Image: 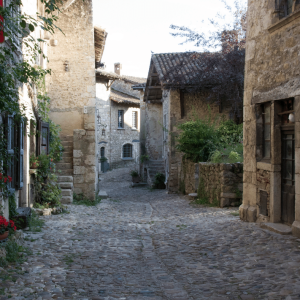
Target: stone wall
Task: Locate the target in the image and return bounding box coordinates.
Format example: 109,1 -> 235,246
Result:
167,90 -> 230,193
145,103 -> 163,160
46,0 -> 96,136
73,107 -> 98,200
179,159 -> 243,207
241,0 -> 300,232
109,102 -> 140,170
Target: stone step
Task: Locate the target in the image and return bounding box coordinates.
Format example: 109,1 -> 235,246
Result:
60,135 -> 73,142
56,163 -> 73,170
62,152 -> 73,158
61,157 -> 72,163
57,169 -> 73,176
61,196 -> 73,204
98,190 -> 108,199
261,223 -> 292,235
63,146 -> 73,152
58,182 -> 73,189
61,141 -> 73,147
58,176 -> 73,183
61,189 -> 72,196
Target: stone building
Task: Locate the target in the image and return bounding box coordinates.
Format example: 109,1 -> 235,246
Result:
46,0 -> 100,201
96,63 -> 145,172
134,52 -> 231,191
240,0 -> 300,236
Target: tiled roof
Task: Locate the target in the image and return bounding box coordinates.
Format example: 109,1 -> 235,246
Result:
110,89 -> 140,105
151,52 -> 218,86
121,75 -> 146,85
96,68 -> 121,80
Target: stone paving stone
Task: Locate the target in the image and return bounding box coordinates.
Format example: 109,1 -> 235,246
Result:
1,167 -> 300,299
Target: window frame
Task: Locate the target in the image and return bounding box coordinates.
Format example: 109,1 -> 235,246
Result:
263,103 -> 271,160
122,143 -> 133,159
118,110 -> 124,129
132,111 -> 138,129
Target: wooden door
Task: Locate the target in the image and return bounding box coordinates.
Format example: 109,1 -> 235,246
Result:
281,130 -> 295,225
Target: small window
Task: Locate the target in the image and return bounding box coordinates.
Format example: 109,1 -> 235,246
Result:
163,114 -> 167,141
263,103 -> 271,159
132,111 -> 138,129
97,109 -> 101,125
123,144 -> 132,158
100,147 -> 105,158
102,129 -> 105,136
118,110 -> 124,128
276,0 -> 295,18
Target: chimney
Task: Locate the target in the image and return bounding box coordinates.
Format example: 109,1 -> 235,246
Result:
114,63 -> 122,75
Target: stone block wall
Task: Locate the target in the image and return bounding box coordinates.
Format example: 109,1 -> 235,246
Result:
73,107 -> 97,200
179,158 -> 243,207
167,90 -> 230,193
47,0 -> 96,136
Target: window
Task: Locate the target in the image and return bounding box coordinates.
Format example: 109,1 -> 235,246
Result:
163,114 -> 167,141
263,103 -> 271,159
118,110 -> 124,128
276,0 -> 295,18
132,111 -> 138,129
102,129 -> 105,136
97,109 -> 101,125
37,120 -> 49,155
123,144 -> 132,158
100,147 -> 105,158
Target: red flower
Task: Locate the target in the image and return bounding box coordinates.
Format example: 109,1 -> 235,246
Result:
0,173 -> 2,180
8,176 -> 12,183
51,159 -> 53,162
4,177 -> 7,183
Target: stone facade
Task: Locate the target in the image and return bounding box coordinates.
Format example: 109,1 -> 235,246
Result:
96,73 -> 145,173
178,158 -> 243,207
45,0 -> 98,200
241,0 -> 300,235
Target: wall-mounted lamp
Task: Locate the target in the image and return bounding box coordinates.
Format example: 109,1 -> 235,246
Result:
64,60 -> 69,72
288,113 -> 295,123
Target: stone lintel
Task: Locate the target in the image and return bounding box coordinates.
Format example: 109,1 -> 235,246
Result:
256,162 -> 281,172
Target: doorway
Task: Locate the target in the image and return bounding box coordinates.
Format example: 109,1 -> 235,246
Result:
280,99 -> 295,225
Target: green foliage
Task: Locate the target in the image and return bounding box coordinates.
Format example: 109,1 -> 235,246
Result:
176,107 -> 219,162
28,211 -> 45,232
130,170 -> 139,177
8,193 -> 17,219
153,172 -> 166,189
100,156 -> 107,163
140,155 -> 149,163
73,193 -> 102,206
176,108 -> 243,163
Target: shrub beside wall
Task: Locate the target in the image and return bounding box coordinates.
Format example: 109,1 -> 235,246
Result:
179,158 -> 243,207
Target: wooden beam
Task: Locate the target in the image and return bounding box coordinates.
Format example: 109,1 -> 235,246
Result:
148,86 -> 162,90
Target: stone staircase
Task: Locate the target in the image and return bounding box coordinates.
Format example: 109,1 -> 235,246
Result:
147,159 -> 165,187
56,135 -> 73,204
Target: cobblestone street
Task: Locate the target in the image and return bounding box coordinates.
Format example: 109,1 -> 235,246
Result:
2,168 -> 300,300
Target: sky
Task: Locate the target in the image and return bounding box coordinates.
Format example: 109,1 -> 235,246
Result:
93,0 -> 247,79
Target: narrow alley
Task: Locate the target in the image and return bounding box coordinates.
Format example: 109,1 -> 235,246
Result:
2,168 -> 300,300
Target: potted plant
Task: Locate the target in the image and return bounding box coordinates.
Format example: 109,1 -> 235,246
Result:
0,216 -> 16,241
30,155 -> 39,169
130,170 -> 140,183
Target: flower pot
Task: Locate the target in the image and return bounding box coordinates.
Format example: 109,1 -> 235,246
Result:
30,162 -> 38,169
132,176 -> 140,183
0,231 -> 8,241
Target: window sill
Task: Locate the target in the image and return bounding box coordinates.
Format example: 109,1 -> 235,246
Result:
122,158 -> 133,161
117,128 -> 125,130
257,161 -> 281,172
131,128 -> 138,131
268,9 -> 300,33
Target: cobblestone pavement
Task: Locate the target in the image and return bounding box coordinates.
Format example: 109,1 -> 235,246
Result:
2,168 -> 300,300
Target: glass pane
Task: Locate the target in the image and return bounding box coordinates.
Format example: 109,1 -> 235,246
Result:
285,160 -> 293,180
264,124 -> 270,139
287,0 -> 293,15
42,127 -> 47,145
264,141 -> 271,158
265,104 -> 270,123
286,140 -> 293,159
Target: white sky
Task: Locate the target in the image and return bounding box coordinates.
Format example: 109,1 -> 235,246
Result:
93,0 -> 246,78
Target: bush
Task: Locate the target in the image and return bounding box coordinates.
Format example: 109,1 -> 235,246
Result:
73,193 -> 102,206
176,108 -> 243,163
154,173 -> 166,189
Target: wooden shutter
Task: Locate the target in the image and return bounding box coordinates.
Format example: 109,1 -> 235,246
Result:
16,119 -> 24,190
6,115 -> 15,191
37,120 -> 49,155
